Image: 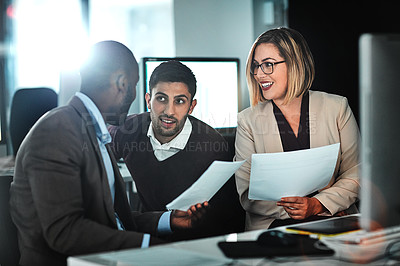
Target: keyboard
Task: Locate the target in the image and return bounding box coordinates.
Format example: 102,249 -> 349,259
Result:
324,225 -> 400,245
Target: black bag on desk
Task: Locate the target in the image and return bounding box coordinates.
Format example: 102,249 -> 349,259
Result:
218,234 -> 334,258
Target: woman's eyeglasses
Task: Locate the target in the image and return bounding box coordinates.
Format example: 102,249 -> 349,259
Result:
250,61 -> 285,75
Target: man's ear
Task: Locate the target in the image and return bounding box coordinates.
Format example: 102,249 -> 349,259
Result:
188,99 -> 197,115
145,92 -> 151,110
116,73 -> 128,93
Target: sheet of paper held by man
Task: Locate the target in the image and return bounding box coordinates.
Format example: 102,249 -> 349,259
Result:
166,160 -> 245,211
249,143 -> 340,201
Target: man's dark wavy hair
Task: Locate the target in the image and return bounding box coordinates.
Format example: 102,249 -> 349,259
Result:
149,60 -> 197,101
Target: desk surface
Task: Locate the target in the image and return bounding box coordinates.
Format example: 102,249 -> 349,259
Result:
68,215 -> 400,266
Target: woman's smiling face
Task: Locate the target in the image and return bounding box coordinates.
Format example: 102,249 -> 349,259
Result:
252,43 -> 288,105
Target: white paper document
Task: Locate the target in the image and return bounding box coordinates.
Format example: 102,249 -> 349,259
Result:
166,160 -> 245,211
249,143 -> 340,201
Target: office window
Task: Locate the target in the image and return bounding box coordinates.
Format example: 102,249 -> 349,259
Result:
13,0 -> 86,92
88,0 -> 175,113
89,0 -> 174,59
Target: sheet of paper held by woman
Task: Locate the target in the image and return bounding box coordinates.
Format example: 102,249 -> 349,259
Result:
249,143 -> 340,201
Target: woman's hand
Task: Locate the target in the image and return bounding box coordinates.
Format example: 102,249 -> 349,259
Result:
170,202 -> 209,231
276,197 -> 325,220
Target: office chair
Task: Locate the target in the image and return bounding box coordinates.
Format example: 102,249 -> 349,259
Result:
0,175 -> 20,266
216,127 -> 237,160
9,87 -> 58,156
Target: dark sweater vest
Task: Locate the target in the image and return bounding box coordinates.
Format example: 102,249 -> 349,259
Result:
110,113 -> 244,239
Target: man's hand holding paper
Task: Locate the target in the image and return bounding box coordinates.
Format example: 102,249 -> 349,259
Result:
170,202 -> 210,230
166,160 -> 245,211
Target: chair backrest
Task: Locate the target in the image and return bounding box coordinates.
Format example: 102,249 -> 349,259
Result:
9,87 -> 58,156
216,127 -> 237,160
0,175 -> 20,266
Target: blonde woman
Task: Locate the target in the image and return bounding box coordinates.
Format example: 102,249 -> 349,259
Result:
235,27 -> 360,231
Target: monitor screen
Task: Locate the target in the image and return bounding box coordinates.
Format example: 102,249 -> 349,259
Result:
142,57 -> 239,128
359,33 -> 400,231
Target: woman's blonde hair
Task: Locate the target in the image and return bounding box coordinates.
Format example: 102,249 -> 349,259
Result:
246,27 -> 315,106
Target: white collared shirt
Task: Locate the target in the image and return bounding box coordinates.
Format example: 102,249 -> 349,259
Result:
147,117 -> 192,161
75,92 -> 123,229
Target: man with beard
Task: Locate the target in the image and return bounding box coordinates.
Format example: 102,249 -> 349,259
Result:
9,42 -> 207,266
109,60 -> 244,240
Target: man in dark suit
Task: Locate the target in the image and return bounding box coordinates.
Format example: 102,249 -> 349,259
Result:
9,41 -> 207,266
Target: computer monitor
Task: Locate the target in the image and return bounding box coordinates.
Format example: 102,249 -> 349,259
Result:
359,33 -> 400,231
142,57 -> 240,129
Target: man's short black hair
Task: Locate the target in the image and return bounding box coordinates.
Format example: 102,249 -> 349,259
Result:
149,60 -> 197,100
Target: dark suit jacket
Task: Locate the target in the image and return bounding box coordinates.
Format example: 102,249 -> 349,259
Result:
9,96 -> 164,266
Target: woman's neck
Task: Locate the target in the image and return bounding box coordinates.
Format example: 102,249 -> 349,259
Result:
274,96 -> 302,115
274,96 -> 303,137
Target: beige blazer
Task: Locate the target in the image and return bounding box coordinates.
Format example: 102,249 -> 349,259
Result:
234,91 -> 361,231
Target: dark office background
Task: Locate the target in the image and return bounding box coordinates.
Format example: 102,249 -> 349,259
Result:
288,0 -> 400,123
